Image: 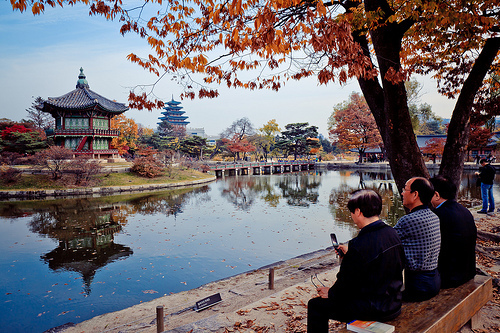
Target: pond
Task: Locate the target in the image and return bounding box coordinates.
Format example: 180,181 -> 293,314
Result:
0,168 -> 489,332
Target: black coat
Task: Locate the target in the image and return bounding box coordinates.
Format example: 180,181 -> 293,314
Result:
328,220 -> 405,322
479,164 -> 495,185
434,200 -> 477,288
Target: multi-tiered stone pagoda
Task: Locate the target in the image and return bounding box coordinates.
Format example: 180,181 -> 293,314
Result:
41,68 -> 128,159
158,98 -> 190,129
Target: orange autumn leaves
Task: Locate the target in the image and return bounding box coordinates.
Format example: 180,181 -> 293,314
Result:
329,92 -> 382,154
11,0 -> 500,111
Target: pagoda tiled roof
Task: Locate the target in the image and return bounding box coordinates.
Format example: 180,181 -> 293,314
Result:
42,68 -> 128,114
44,88 -> 128,113
166,98 -> 182,106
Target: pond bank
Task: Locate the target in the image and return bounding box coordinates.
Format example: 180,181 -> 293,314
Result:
3,160 -> 494,201
0,176 -> 216,201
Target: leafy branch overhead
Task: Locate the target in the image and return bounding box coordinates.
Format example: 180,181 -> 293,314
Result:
10,0 -> 500,192
13,0 -> 497,104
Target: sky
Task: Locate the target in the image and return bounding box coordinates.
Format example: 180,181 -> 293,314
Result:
0,1 -> 456,138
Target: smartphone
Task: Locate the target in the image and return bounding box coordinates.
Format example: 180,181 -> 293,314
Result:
330,233 -> 344,257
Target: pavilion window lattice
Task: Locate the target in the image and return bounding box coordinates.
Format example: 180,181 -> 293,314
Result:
94,138 -> 109,150
93,118 -> 108,130
65,117 -> 89,129
65,137 -> 89,150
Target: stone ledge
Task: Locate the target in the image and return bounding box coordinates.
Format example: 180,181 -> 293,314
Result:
0,176 -> 216,201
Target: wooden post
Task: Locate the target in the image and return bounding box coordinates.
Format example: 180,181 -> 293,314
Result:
156,305 -> 164,333
269,267 -> 275,290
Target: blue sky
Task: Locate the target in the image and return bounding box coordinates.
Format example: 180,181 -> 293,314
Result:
0,1 -> 454,137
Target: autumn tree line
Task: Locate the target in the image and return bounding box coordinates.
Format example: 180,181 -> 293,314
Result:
1,75 -> 497,186
0,107 -> 328,166
0,96 -> 329,184
330,79 -> 498,164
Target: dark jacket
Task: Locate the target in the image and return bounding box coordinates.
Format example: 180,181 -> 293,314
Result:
479,164 -> 495,185
328,220 -> 405,322
434,200 -> 477,288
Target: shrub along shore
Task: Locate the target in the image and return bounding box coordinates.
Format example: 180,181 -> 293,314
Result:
0,166 -> 215,200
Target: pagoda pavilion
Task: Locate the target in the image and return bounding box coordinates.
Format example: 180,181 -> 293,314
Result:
158,97 -> 190,129
41,68 -> 128,159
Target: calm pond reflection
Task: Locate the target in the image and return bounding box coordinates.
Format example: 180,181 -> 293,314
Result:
0,169 -> 488,332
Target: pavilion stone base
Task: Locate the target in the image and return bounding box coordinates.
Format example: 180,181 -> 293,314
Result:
107,157 -> 127,163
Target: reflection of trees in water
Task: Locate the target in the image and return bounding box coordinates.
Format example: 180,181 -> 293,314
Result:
21,199 -> 133,295
27,199 -> 125,238
329,183 -> 355,228
0,203 -> 35,218
354,170 -> 393,190
329,171 -> 405,227
457,172 -> 484,207
383,192 -> 405,226
220,177 -> 257,210
119,185 -> 210,217
277,173 -> 321,207
219,172 -> 322,209
249,177 -> 281,207
8,186 -> 206,295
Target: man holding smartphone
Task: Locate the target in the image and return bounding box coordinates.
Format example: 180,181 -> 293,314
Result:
307,189 -> 405,332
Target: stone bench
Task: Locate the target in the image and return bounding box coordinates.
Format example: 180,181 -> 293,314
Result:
339,275 -> 492,332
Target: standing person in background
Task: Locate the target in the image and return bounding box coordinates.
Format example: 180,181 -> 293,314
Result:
476,158 -> 496,214
430,176 -> 477,288
394,177 -> 441,302
307,189 -> 404,333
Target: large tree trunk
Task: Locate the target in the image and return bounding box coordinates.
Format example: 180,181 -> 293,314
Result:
354,0 -> 428,192
440,38 -> 500,190
353,1 -> 499,193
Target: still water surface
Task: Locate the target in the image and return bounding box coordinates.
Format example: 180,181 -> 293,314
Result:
0,169 -> 487,332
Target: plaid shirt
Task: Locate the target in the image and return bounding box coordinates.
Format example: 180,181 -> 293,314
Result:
394,206 -> 441,271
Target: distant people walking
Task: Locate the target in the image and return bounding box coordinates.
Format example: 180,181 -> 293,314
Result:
476,158 -> 496,214
430,176 -> 477,288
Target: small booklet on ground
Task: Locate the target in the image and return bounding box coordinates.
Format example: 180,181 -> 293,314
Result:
346,320 -> 395,333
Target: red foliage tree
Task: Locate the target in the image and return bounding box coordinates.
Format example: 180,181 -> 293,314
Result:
467,124 -> 493,160
1,125 -> 32,139
329,93 -> 383,163
223,135 -> 256,161
422,138 -> 446,163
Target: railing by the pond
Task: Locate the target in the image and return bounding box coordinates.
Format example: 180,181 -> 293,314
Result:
209,160 -> 316,177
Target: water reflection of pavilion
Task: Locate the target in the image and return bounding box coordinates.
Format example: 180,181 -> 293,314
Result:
35,202 -> 133,295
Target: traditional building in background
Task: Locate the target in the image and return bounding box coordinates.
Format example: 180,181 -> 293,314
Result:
41,68 -> 128,159
158,98 -> 190,129
186,127 -> 218,145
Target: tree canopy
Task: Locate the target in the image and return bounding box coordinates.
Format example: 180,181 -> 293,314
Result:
11,0 -> 500,190
110,114 -> 139,155
0,124 -> 47,154
276,122 -> 320,159
255,119 -> 281,160
329,92 -> 382,163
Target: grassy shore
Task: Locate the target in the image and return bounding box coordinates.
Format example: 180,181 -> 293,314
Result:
0,167 -> 213,191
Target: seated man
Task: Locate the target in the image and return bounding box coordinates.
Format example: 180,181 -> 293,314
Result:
430,175 -> 477,288
394,177 -> 441,301
307,189 -> 405,333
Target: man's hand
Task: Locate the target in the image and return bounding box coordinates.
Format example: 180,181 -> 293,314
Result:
317,286 -> 329,298
338,244 -> 348,255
